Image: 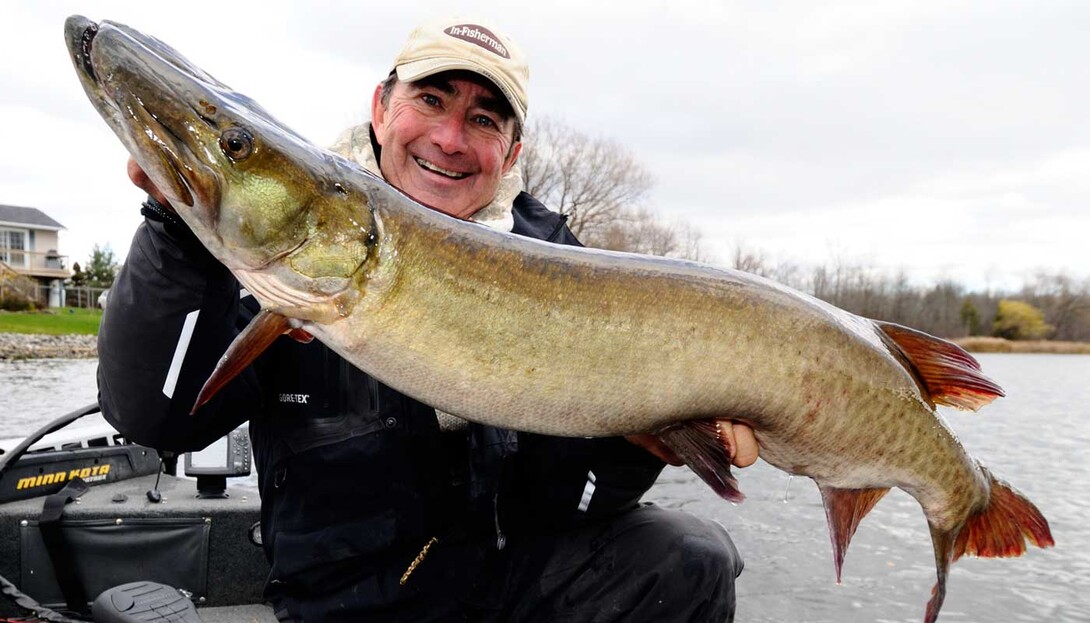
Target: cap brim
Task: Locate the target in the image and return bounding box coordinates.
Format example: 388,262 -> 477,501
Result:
396,58 -> 525,122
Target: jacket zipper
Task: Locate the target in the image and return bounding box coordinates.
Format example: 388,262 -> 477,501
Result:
546,214 -> 570,242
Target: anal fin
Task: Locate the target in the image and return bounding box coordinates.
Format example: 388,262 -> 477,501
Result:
657,419 -> 744,503
191,309 -> 293,414
819,485 -> 890,583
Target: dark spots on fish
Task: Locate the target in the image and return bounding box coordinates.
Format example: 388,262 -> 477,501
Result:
195,100 -> 218,127
80,22 -> 98,81
804,405 -> 819,424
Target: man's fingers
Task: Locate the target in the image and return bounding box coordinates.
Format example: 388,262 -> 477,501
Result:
126,156 -> 172,209
730,422 -> 759,468
631,421 -> 758,468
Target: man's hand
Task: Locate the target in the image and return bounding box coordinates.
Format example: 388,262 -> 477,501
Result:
127,157 -> 172,210
627,421 -> 759,468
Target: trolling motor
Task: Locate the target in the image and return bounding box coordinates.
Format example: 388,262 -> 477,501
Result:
91,582 -> 201,623
0,406 -> 258,623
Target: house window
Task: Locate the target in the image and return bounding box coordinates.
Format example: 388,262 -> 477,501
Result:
0,228 -> 27,268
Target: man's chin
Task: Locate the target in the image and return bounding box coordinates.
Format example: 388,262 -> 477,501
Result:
405,189 -> 473,220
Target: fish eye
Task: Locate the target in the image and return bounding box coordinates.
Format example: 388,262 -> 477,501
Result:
219,127 -> 254,160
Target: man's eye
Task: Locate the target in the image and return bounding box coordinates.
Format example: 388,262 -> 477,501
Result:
421,94 -> 441,107
473,115 -> 497,129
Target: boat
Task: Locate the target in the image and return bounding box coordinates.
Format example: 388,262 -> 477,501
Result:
0,403 -> 275,622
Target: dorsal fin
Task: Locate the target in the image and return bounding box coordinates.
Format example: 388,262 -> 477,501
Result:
876,321 -> 1004,411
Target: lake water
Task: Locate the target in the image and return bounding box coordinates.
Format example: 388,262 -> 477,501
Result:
1,354 -> 1087,622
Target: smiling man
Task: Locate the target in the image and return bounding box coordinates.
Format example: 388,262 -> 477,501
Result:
372,70 -> 521,218
105,17 -> 751,622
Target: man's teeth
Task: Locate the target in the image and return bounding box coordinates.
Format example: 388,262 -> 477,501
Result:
415,157 -> 468,179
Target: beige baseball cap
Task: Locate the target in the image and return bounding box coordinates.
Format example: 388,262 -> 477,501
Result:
392,17 -> 529,122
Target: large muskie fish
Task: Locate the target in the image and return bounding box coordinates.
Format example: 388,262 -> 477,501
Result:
65,16 -> 1052,622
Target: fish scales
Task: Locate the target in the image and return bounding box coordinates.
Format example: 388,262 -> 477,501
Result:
313,196 -> 989,532
322,207 -> 867,436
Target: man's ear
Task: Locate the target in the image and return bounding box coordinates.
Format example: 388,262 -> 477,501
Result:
502,141 -> 522,175
371,83 -> 387,144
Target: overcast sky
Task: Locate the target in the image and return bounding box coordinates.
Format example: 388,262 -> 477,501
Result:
3,1 -> 1087,292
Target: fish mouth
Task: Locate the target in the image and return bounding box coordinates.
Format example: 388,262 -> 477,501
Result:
66,15 -> 347,278
73,18 -> 98,82
65,16 -> 220,213
127,96 -> 198,208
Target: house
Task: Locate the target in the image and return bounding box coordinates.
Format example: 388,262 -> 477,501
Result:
0,204 -> 70,306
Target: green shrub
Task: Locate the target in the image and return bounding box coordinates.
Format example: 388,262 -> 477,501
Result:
992,299 -> 1053,341
0,296 -> 36,312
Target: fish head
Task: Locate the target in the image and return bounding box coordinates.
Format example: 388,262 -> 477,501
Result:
65,16 -> 378,322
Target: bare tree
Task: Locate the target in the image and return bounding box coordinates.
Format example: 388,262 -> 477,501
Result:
731,244 -> 771,277
521,116 -> 667,249
589,209 -> 710,260
1020,272 -> 1090,341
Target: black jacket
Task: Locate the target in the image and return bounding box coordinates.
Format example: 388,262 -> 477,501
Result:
97,191 -> 665,596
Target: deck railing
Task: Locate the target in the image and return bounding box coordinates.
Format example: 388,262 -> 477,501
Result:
0,249 -> 70,277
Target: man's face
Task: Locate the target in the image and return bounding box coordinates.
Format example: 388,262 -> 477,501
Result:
371,73 -> 522,220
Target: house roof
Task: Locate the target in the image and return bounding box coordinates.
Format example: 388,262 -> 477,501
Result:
0,204 -> 65,230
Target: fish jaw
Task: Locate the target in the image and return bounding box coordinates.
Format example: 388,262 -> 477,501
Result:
66,17 -> 223,239
64,16 -> 379,321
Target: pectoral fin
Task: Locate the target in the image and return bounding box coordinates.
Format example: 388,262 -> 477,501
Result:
819,485 -> 890,583
657,419 -> 744,503
190,309 -> 293,414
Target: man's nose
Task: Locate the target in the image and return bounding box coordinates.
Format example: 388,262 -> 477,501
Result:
431,114 -> 469,154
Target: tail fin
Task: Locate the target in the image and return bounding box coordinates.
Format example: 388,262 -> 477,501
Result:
657,419 -> 744,503
924,469 -> 1054,623
955,469 -> 1054,560
876,321 -> 1004,411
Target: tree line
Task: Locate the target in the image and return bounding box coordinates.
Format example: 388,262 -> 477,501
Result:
522,116 -> 1089,342
732,249 -> 1089,342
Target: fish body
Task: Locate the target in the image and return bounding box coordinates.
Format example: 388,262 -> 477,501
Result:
64,16 -> 1052,622
306,207 -> 980,524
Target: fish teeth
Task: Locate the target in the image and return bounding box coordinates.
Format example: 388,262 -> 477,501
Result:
415,157 -> 468,179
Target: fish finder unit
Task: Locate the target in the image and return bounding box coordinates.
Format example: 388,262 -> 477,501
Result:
183,426 -> 251,498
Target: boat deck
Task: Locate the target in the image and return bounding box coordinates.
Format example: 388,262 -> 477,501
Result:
0,472 -> 275,621
198,604 -> 277,622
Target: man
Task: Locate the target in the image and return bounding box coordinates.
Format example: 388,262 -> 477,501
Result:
102,17 -> 756,622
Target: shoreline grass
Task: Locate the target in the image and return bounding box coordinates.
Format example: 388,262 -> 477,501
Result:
953,336 -> 1090,354
0,308 -> 103,336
